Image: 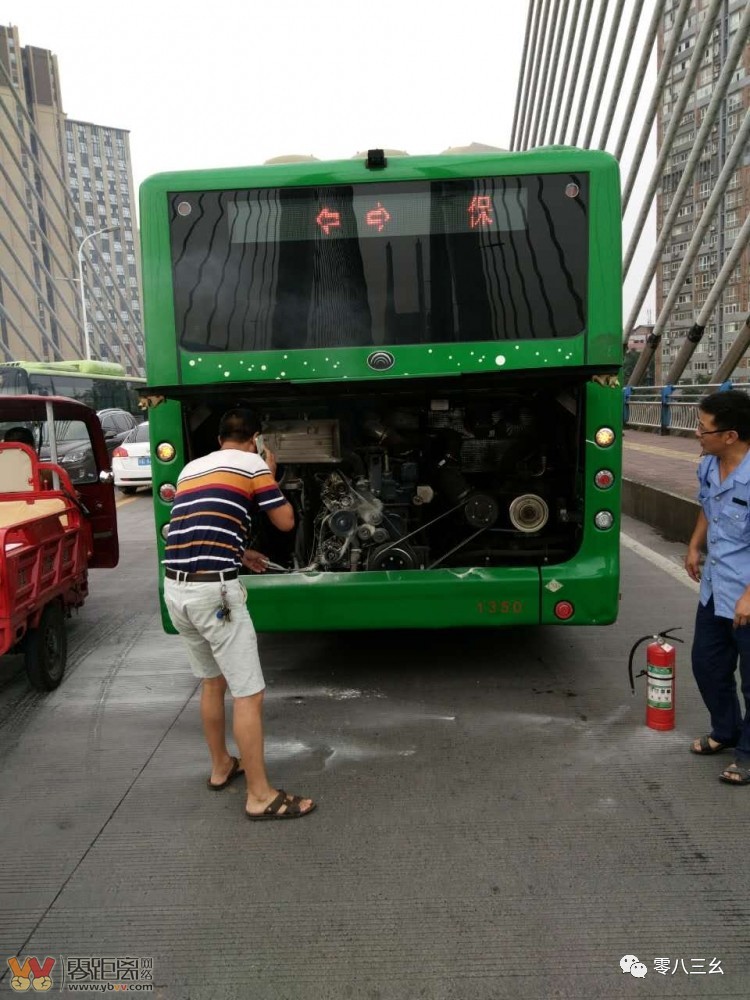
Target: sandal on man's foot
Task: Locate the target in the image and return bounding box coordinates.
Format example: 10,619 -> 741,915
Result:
246,790 -> 316,821
207,756 -> 244,790
690,735 -> 733,755
719,763 -> 750,786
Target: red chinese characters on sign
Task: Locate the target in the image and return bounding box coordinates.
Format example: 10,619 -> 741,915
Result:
365,202 -> 391,232
468,195 -> 494,229
316,208 -> 341,236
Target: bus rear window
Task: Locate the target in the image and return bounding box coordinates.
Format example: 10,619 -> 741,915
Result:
169,174 -> 588,352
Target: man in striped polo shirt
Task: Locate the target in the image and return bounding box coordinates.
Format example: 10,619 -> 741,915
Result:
163,408 -> 315,821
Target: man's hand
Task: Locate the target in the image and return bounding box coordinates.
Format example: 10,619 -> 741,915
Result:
685,545 -> 702,583
263,447 -> 277,478
734,590 -> 750,628
242,549 -> 269,573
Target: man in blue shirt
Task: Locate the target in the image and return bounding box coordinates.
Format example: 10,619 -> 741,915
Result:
685,390 -> 750,785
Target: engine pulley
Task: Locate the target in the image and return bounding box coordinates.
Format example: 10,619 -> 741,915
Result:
508,494 -> 549,533
329,510 -> 358,538
464,494 -> 499,528
367,542 -> 417,571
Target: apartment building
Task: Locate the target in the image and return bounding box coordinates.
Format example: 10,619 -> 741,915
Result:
64,119 -> 144,370
656,0 -> 750,385
0,25 -> 144,374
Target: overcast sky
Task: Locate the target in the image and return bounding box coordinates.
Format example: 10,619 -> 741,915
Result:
6,0 -> 656,325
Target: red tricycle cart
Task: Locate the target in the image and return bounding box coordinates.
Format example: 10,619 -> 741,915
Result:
0,396 -> 119,690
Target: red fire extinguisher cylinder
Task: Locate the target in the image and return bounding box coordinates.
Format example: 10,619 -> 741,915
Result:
646,640 -> 676,731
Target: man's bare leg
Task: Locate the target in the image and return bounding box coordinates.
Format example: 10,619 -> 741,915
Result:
201,676 -> 236,784
233,691 -> 314,816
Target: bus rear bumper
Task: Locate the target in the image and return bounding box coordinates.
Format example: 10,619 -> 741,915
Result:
158,562 -> 619,632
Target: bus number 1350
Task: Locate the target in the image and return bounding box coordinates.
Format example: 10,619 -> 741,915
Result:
477,600 -> 523,615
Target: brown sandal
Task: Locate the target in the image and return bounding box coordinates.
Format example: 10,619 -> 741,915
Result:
207,756 -> 244,790
246,789 -> 316,821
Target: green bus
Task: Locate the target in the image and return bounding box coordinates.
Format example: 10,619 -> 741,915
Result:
0,360 -> 145,416
140,147 -> 622,631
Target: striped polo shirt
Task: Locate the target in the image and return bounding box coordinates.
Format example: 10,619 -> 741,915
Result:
163,448 -> 286,573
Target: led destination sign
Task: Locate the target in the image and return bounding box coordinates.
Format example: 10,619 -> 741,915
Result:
172,180 -> 531,245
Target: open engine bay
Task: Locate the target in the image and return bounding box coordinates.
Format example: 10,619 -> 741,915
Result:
187,379 -> 586,573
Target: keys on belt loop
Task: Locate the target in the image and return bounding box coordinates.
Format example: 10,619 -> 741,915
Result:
216,583 -> 232,624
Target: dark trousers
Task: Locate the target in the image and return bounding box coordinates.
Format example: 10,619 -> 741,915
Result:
692,596 -> 750,761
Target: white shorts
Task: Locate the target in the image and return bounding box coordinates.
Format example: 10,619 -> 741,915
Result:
163,577 -> 265,697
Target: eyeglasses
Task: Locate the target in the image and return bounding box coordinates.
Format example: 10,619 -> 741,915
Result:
697,425 -> 731,437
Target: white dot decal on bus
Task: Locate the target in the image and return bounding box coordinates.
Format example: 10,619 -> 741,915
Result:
189,360 -> 195,366
224,372 -> 230,377
261,365 -> 267,371
280,371 -> 286,377
177,201 -> 192,216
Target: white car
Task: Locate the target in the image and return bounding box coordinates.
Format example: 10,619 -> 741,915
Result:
112,422 -> 151,493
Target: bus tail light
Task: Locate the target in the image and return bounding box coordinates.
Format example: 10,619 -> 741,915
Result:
159,483 -> 176,503
595,510 -> 614,530
595,469 -> 615,489
594,427 -> 616,447
156,442 -> 175,462
554,601 -> 575,620
160,524 -> 170,540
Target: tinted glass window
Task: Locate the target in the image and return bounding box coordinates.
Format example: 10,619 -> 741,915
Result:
40,420 -> 96,485
170,174 -> 588,353
135,422 -> 150,443
48,376 -> 96,408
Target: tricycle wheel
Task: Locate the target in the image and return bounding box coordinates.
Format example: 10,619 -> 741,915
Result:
24,602 -> 67,691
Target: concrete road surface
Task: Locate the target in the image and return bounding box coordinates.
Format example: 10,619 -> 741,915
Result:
0,493 -> 747,999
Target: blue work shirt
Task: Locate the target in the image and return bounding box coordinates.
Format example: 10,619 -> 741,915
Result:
697,450 -> 750,618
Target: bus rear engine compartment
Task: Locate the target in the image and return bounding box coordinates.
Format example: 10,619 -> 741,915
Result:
234,385 -> 584,573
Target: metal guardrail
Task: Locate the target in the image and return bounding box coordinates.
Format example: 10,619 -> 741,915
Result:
623,382 -> 746,435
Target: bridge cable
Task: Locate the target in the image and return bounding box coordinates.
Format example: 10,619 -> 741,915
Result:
597,0 -> 646,150
621,0 -> 693,213
612,0 -> 665,163
511,0 -> 537,150
547,0 -> 582,146
569,0 -> 609,146
522,0 -> 553,149
530,0 -> 563,147
556,0 -> 595,143
623,0 -> 725,279
582,0 -> 628,149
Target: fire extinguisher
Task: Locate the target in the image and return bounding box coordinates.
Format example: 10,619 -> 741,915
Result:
628,628 -> 683,731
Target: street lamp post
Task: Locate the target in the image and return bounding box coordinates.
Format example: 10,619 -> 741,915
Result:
77,225 -> 120,361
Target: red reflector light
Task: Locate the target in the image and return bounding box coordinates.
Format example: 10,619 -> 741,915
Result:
595,469 -> 615,489
159,483 -> 176,503
554,600 -> 575,620
112,447 -> 128,458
